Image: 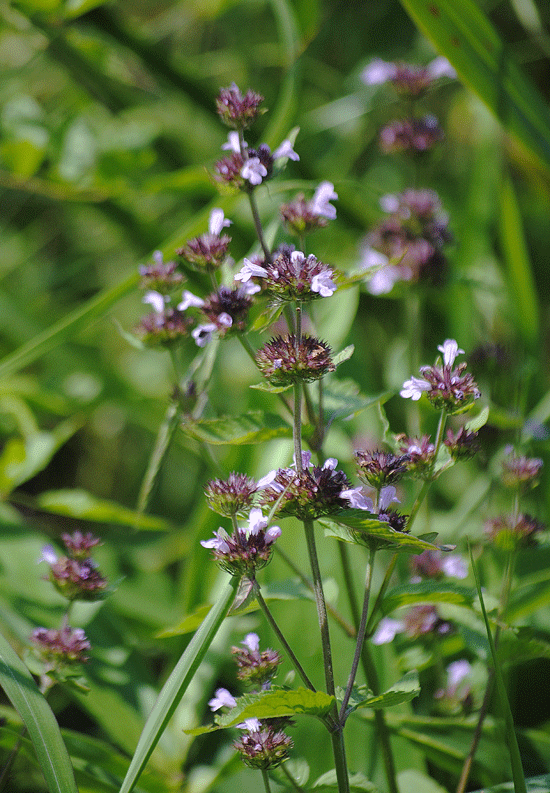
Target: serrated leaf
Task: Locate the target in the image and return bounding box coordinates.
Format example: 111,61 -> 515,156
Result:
250,382 -> 292,394
313,378 -> 390,421
381,582 -> 477,616
35,489 -> 171,531
219,688 -> 334,727
181,412 -> 294,445
341,671 -> 420,714
322,510 -> 441,553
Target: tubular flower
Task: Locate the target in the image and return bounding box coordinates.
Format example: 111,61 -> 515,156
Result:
259,457 -> 350,520
232,633 -> 282,687
235,249 -> 336,302
200,508 -> 281,577
280,181 -> 338,236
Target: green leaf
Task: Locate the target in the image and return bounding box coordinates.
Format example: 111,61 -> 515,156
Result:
321,510 -> 441,553
119,575 -> 240,793
313,379 -> 391,421
217,687 -> 334,728
466,405 -> 490,433
0,630 -> 78,793
339,670 -> 420,714
35,489 -> 171,531
499,173 -> 539,345
397,770 -> 449,793
470,775 -> 550,793
312,770 -> 379,792
332,345 -> 355,367
397,0 -> 550,174
381,581 -> 477,616
181,411 -> 294,445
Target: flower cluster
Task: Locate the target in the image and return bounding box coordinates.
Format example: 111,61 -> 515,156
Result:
31,625 -> 91,667
39,532 -> 107,602
361,189 -> 452,294
379,115 -> 444,155
232,632 -> 282,687
354,449 -> 409,489
216,83 -> 264,129
373,604 -> 452,645
409,549 -> 468,582
280,181 -> 338,236
501,453 -> 543,489
362,56 -> 456,97
205,472 -> 258,517
259,454 -> 350,520
201,508 -> 281,577
485,513 -> 545,550
235,248 -> 337,302
255,335 -> 335,386
400,339 -> 480,414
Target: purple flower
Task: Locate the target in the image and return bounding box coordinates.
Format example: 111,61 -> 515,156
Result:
340,486 -> 374,511
400,376 -> 432,401
178,290 -> 205,311
209,687 -> 237,711
234,258 -> 269,283
361,58 -> 398,85
272,139 -> 300,162
222,131 -> 245,152
310,181 -> 338,219
142,290 -> 168,314
438,339 -> 464,367
241,157 -> 268,185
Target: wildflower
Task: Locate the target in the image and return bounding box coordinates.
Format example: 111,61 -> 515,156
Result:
138,251 -> 184,293
205,472 -> 258,517
485,513 -> 545,550
372,604 -> 452,644
61,531 -> 102,559
272,139 -> 300,162
355,449 -> 410,488
232,633 -> 282,687
410,550 -> 468,582
176,208 -> 232,270
142,290 -> 168,314
234,723 -> 293,770
235,249 -> 336,302
255,335 -> 335,387
222,130 -> 245,153
400,339 -> 480,414
379,115 -> 444,154
39,545 -> 107,602
435,659 -> 474,715
209,687 -> 238,711
178,290 -> 205,311
31,625 -> 91,666
444,427 -> 481,461
501,453 -> 543,489
135,307 -> 192,346
201,286 -> 254,335
201,507 -> 281,577
216,84 -> 264,129
339,486 -> 374,511
280,181 -> 338,236
241,156 -> 268,186
214,151 -> 245,189
259,456 -> 350,520
396,434 -> 436,478
361,57 -> 456,96
192,322 -> 218,347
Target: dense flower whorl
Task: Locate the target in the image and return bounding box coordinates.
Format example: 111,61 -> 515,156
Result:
485,513 -> 545,550
216,83 -> 264,129
205,472 -> 257,518
354,449 -> 409,488
138,251 -> 184,293
234,725 -> 293,770
256,335 -> 335,386
31,625 -> 91,665
39,542 -> 107,602
135,307 -> 192,346
444,427 -> 480,461
379,115 -> 444,154
201,286 -> 253,334
396,434 -> 436,478
259,457 -> 350,520
501,454 -> 543,489
201,508 -> 281,577
235,249 -> 337,302
232,633 -> 282,687
280,181 -> 338,235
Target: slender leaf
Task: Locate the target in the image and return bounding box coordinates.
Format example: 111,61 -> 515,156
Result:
35,489 -> 171,531
398,0 -> 550,174
119,575 -> 239,793
339,670 -> 420,714
0,630 -> 78,793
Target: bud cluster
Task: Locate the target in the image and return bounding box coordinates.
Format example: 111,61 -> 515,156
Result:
39,531 -> 107,602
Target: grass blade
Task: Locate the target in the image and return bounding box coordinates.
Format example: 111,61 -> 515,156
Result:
119,575 -> 240,793
0,630 -> 78,793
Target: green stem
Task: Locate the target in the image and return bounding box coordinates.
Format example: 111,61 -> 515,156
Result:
136,399 -> 179,516
261,768 -> 272,793
406,410 -> 448,532
339,545 -> 375,723
251,580 -> 317,692
0,727 -> 26,792
366,553 -> 398,637
247,189 -> 272,262
404,292 -> 422,436
293,382 -> 303,470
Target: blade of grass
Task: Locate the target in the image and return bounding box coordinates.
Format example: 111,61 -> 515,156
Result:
469,546 -> 527,793
0,630 -> 78,793
119,575 -> 240,793
398,0 -> 550,175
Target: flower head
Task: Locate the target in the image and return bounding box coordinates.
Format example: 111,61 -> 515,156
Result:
236,249 -> 336,303
31,625 -> 91,667
216,84 -> 264,129
444,427 -> 481,461
176,210 -> 232,270
410,550 -> 468,582
39,543 -> 107,602
355,449 -> 410,488
201,286 -> 254,334
396,434 -> 436,478
379,115 -> 444,154
485,513 -> 545,550
256,335 -> 335,387
232,633 -> 282,687
201,508 -> 281,577
501,454 -> 543,489
205,472 -> 258,517
280,181 -> 338,236
135,307 -> 192,346
234,724 -> 293,770
138,251 -> 184,293
361,57 -> 455,97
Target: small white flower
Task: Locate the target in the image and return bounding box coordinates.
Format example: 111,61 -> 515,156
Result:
241,157 -> 268,185
310,181 -> 338,219
366,265 -> 403,295
208,688 -> 237,711
218,312 -> 233,328
340,487 -> 373,511
209,208 -> 232,236
323,458 -> 338,470
256,469 -> 281,490
222,130 -> 245,153
400,376 -> 432,401
273,139 -> 300,161
311,270 -> 337,297
241,280 -> 262,295
239,717 -> 262,732
177,290 -> 204,311
152,250 -> 164,265
427,56 -> 456,80
234,258 -> 269,283
265,525 -> 282,544
192,323 -> 217,347
379,193 -> 400,213
38,545 -> 58,565
361,58 -> 397,86
446,659 -> 471,690
438,339 -> 464,367
360,247 -> 389,270
372,617 -> 405,645
242,633 -> 260,652
201,530 -> 230,554
143,290 -> 168,313
247,507 -> 268,536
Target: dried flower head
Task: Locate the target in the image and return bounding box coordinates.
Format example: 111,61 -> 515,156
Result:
31,625 -> 91,666
501,454 -> 543,489
256,335 -> 335,387
354,449 -> 409,488
444,427 -> 481,461
138,251 -> 184,294
259,456 -> 350,520
379,115 -> 444,154
205,472 -> 257,517
234,723 -> 293,769
235,249 -> 336,302
485,513 -> 545,550
400,340 -> 480,414
201,508 -> 281,577
232,633 -> 282,687
216,84 -> 264,129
